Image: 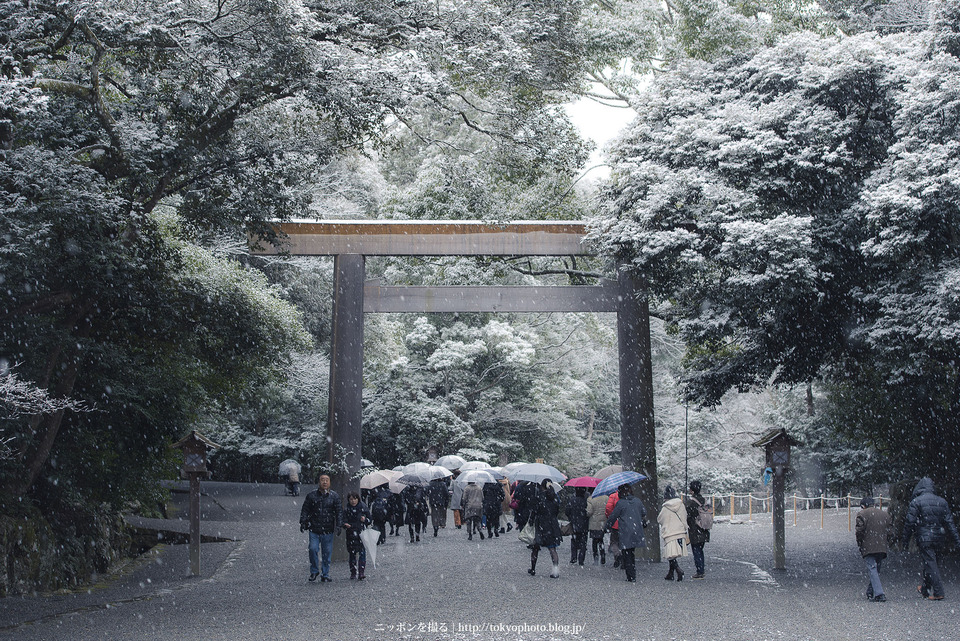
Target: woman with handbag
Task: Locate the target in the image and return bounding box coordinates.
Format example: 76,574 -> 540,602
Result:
527,479 -> 563,578
657,484 -> 689,581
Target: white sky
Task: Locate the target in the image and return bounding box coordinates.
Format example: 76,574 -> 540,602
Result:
564,95 -> 636,179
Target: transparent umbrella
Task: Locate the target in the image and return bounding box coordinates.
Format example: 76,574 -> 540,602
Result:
435,455 -> 467,471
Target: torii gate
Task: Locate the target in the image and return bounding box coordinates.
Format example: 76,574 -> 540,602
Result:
254,220 -> 660,557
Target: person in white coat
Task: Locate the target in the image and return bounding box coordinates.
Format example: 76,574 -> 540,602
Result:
657,484 -> 689,581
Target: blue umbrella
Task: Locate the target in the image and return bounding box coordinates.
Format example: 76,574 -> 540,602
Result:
591,471 -> 647,497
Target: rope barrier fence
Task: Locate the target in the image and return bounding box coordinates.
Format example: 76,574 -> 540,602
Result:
680,492 -> 887,530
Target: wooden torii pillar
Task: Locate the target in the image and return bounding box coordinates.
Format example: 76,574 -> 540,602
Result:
253,221 -> 660,558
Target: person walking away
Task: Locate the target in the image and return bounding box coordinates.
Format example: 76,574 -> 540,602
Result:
450,471 -> 464,529
462,481 -> 485,540
387,489 -> 405,536
566,487 -> 589,565
342,492 -> 371,580
371,485 -> 391,544
658,485 -> 689,581
605,491 -> 622,568
685,480 -> 711,579
428,477 -> 450,537
586,490 -> 608,565
299,474 -> 342,582
483,479 -> 506,538
529,479 -> 563,578
403,484 -> 430,542
856,496 -> 890,601
901,477 -> 960,600
603,484 -> 647,582
513,480 -> 537,531
287,465 -> 301,496
500,479 -> 514,533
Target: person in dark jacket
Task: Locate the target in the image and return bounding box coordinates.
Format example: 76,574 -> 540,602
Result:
428,478 -> 450,537
483,480 -> 506,538
342,492 -> 371,580
370,485 -> 391,544
528,479 -> 563,578
402,484 -> 430,543
513,480 -> 537,530
856,496 -> 890,601
566,487 -> 589,565
299,474 -> 342,582
605,484 -> 647,582
685,480 -> 711,579
901,477 -> 960,600
387,489 -> 405,536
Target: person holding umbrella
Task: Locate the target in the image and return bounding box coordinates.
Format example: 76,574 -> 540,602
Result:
529,479 -> 563,578
462,481 -> 485,540
658,485 -> 689,581
586,490 -> 608,565
603,484 -> 647,582
566,487 -> 590,565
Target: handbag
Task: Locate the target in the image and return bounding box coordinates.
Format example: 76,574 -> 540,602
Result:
518,519 -> 536,545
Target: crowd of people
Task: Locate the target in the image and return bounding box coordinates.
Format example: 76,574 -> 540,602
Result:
298,470 -> 960,601
298,470 -> 718,584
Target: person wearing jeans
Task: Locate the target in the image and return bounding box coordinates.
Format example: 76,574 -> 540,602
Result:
856,496 -> 890,602
300,474 -> 342,582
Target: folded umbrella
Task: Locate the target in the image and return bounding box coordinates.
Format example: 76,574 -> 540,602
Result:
360,527 -> 379,569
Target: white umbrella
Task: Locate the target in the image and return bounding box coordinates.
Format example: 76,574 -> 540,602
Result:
455,470 -> 499,486
360,528 -> 379,569
278,459 -> 300,475
435,454 -> 466,470
360,469 -> 400,490
428,465 -> 453,479
401,462 -> 433,476
460,460 -> 493,472
593,464 -> 623,480
507,462 -> 567,484
502,462 -> 529,474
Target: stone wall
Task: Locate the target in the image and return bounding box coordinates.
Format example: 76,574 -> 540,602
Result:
1,504 -> 131,597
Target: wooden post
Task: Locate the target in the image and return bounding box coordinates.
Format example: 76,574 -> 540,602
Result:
188,472 -> 201,576
749,494 -> 753,521
793,493 -> 797,527
878,494 -> 882,509
772,470 -> 786,570
730,492 -> 735,520
847,494 -> 852,531
820,494 -> 825,529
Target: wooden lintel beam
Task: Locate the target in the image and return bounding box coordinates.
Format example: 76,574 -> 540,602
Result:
364,283 -> 619,313
249,220 -> 593,256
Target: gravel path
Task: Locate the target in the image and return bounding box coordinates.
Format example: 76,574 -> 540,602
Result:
2,481 -> 957,640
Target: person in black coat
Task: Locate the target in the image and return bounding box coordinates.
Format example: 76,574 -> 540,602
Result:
402,484 -> 430,543
299,474 -> 342,582
566,487 -> 589,565
528,479 -> 563,578
483,480 -> 506,538
342,492 -> 371,580
428,478 -> 450,537
901,477 -> 960,600
388,490 -> 405,536
513,480 -> 537,530
685,480 -> 711,579
370,485 -> 391,544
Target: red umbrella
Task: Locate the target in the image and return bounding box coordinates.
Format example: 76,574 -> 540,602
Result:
564,476 -> 602,488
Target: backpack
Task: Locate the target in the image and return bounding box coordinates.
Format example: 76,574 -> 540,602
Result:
693,497 -> 713,530
371,497 -> 388,521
